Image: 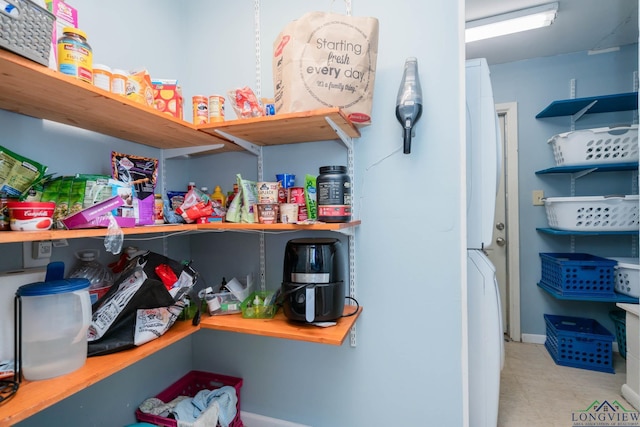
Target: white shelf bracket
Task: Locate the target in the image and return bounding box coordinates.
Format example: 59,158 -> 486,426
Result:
162,144 -> 226,159
571,100 -> 598,123
214,130 -> 263,157
325,116 -> 354,150
572,168 -> 597,180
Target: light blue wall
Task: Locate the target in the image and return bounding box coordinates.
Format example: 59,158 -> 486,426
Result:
12,1 -> 465,427
489,45 -> 639,337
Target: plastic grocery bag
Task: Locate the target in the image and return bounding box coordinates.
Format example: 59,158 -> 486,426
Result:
272,10 -> 379,125
87,251 -> 199,356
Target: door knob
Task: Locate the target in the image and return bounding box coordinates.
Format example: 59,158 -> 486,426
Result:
496,222 -> 505,231
496,237 -> 506,246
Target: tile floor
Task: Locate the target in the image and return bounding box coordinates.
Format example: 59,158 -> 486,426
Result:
498,341 -> 637,427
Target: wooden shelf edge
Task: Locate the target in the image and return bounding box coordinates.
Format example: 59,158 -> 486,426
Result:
0,321 -> 198,426
0,221 -> 361,244
197,220 -> 361,231
198,108 -> 361,145
200,305 -> 362,346
0,51 -> 241,152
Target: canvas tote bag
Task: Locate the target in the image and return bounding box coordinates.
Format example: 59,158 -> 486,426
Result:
272,9 -> 379,126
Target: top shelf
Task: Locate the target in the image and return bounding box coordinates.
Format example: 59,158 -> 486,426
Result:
0,50 -> 359,151
536,92 -> 638,118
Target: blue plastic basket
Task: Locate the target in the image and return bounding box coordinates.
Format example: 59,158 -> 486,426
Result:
544,314 -> 615,373
539,253 -> 617,297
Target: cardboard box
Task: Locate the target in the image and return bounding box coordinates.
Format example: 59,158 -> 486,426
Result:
152,79 -> 183,120
45,0 -> 78,69
62,195 -> 136,229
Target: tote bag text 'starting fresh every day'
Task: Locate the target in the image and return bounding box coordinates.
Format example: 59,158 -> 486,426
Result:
273,11 -> 379,126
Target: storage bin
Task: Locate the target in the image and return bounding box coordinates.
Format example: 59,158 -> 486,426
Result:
135,370 -> 243,427
240,291 -> 278,319
539,253 -> 617,297
0,0 -> 55,66
548,125 -> 639,166
544,195 -> 639,232
544,314 -> 615,373
610,310 -> 627,359
608,257 -> 640,298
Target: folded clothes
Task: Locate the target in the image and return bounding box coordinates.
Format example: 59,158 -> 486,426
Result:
172,386 -> 238,427
138,396 -> 190,417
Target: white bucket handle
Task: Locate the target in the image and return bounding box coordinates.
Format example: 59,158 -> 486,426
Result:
71,290 -> 91,344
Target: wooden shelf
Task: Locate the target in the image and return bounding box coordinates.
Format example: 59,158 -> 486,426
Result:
197,220 -> 361,232
0,220 -> 361,244
0,321 -> 198,426
0,305 -> 364,424
0,50 -> 240,152
0,50 -> 360,154
198,108 -> 360,145
200,305 -> 362,346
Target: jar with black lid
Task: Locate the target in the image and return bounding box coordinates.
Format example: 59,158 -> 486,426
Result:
317,165 -> 351,223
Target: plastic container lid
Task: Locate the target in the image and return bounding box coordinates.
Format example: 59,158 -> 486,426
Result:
112,69 -> 128,76
61,27 -> 88,40
93,63 -> 112,73
17,278 -> 90,296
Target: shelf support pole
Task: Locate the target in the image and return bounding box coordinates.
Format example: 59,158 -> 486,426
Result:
326,116 -> 358,347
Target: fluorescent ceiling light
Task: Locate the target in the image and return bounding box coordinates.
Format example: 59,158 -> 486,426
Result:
466,2 -> 558,43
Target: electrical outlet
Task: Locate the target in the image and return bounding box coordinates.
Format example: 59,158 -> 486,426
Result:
23,241 -> 51,268
532,190 -> 545,206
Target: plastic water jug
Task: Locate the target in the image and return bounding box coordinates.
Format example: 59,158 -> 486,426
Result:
16,278 -> 91,380
68,249 -> 113,304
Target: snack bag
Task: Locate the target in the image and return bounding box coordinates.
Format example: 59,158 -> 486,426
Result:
227,87 -> 263,119
111,152 -> 158,225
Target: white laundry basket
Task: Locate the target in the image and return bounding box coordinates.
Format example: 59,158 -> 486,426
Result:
608,257 -> 640,298
548,125 -> 638,166
544,195 -> 640,232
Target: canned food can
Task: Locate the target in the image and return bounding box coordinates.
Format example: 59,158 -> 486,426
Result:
208,95 -> 225,122
192,95 -> 209,125
288,187 -> 307,222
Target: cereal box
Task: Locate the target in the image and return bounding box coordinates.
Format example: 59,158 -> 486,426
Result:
152,79 -> 184,120
45,0 -> 78,69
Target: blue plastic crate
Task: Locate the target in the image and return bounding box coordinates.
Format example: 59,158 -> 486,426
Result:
539,253 -> 617,297
544,314 -> 615,373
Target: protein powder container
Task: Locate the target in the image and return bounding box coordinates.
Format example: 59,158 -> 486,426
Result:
57,27 -> 93,84
317,165 -> 351,223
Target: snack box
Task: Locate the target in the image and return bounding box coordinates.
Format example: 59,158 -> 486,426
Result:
45,0 -> 78,68
152,79 -> 183,120
62,195 -> 136,229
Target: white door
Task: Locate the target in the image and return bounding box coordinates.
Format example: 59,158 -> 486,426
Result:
485,103 -> 521,341
485,113 -> 507,333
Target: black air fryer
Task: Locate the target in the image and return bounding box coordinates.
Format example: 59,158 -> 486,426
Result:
281,238 -> 345,323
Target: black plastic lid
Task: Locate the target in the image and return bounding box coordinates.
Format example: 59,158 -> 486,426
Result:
319,165 -> 347,174
17,278 -> 90,296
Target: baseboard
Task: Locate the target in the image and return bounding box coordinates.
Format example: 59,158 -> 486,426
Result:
521,333 -> 545,345
240,411 -> 312,427
520,333 -> 620,353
